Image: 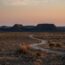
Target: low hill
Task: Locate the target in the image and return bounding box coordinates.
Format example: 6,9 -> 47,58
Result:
0,24 -> 65,32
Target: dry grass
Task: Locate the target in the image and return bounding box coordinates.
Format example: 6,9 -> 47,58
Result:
0,32 -> 65,65
0,32 -> 65,51
0,32 -> 38,51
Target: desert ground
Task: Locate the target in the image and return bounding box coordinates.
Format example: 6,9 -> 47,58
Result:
0,32 -> 65,65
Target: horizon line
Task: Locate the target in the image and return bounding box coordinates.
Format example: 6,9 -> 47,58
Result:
0,23 -> 65,27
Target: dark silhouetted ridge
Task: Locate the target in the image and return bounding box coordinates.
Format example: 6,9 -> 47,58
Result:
0,24 -> 65,32
36,24 -> 56,32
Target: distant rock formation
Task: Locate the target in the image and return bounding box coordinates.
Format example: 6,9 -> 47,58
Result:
36,24 -> 57,32
0,24 -> 65,32
57,27 -> 65,32
11,24 -> 23,32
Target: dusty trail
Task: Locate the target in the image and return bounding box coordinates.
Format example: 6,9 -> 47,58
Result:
29,34 -> 65,55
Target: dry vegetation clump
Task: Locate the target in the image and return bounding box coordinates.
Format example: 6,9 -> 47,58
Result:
33,59 -> 42,65
49,43 -> 55,48
15,43 -> 31,56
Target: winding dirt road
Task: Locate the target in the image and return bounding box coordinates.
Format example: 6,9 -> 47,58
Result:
29,34 -> 65,55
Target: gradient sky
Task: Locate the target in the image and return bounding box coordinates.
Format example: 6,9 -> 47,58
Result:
0,0 -> 65,26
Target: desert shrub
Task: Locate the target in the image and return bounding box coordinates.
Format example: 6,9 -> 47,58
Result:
49,43 -> 54,48
56,44 -> 61,48
15,48 -> 22,56
15,47 -> 27,56
35,52 -> 41,58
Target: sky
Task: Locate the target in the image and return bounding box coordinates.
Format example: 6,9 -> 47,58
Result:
0,0 -> 65,26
